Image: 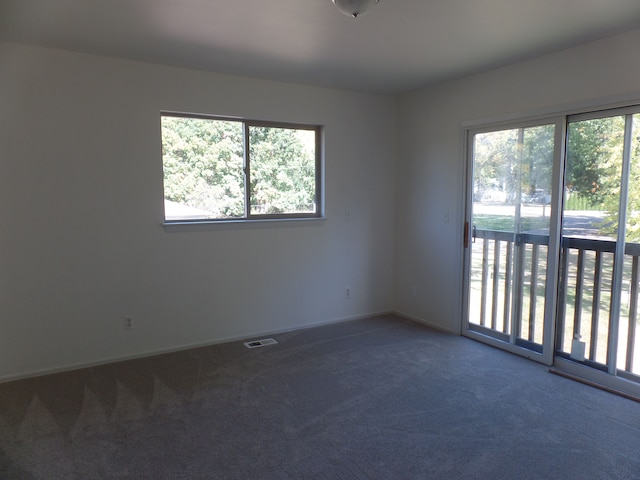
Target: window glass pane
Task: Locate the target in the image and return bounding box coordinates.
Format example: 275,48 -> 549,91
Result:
161,116 -> 244,220
248,126 -> 317,215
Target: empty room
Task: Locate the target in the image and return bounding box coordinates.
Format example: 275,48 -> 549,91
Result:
1,1 -> 639,478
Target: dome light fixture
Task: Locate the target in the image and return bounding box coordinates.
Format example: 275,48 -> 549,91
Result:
332,0 -> 380,18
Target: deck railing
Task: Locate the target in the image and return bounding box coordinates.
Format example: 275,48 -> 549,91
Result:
471,228 -> 638,376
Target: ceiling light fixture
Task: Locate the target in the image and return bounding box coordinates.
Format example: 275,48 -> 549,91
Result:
332,0 -> 380,18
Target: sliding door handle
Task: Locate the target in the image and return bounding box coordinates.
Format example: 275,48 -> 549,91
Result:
464,221 -> 469,248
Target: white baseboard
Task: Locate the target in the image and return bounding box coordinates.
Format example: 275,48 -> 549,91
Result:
0,310 -> 395,384
393,310 -> 456,334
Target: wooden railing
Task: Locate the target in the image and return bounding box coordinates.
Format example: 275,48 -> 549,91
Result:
472,229 -> 548,346
471,228 -> 638,374
556,237 -> 640,372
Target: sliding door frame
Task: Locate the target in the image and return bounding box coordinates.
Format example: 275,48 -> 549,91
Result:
462,103 -> 640,398
554,106 -> 640,398
462,116 -> 565,366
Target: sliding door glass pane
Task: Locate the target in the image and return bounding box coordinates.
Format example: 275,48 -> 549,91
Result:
559,115 -> 625,365
619,114 -> 640,375
470,129 -> 517,335
469,124 -> 554,348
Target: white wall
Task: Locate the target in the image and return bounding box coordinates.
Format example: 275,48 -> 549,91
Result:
0,43 -> 397,381
395,28 -> 640,333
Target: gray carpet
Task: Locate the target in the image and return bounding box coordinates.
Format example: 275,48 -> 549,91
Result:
0,314 -> 639,479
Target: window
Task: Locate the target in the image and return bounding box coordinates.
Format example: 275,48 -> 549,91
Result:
161,112 -> 322,222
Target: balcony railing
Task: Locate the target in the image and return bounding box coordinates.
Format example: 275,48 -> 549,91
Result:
470,228 -> 639,378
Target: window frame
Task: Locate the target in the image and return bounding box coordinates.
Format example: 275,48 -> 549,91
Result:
161,111 -> 324,224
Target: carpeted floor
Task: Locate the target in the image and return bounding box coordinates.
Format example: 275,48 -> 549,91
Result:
0,314 -> 639,479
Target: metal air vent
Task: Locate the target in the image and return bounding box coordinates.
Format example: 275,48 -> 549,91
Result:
243,338 -> 278,348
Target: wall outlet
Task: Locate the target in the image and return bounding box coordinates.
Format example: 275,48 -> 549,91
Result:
345,287 -> 351,299
123,316 -> 134,330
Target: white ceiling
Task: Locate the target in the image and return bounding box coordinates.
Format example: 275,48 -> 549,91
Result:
1,0 -> 640,94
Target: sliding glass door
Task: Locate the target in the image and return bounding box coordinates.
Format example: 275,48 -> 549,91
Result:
557,110 -> 640,382
464,120 -> 563,363
464,107 -> 640,396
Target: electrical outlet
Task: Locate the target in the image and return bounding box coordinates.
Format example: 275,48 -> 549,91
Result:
345,287 -> 351,298
123,316 -> 134,330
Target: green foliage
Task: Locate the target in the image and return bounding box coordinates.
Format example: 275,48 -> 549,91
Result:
473,117 -> 640,242
624,117 -> 640,242
566,116 -> 624,208
249,127 -> 316,214
162,117 -> 244,218
564,193 -> 593,211
161,117 -> 317,219
473,128 -> 517,200
522,124 -> 554,198
474,124 -> 554,204
565,115 -> 640,242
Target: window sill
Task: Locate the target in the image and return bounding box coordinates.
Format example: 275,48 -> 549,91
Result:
162,216 -> 326,233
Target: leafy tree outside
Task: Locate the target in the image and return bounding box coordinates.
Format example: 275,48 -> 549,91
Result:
161,116 -> 317,220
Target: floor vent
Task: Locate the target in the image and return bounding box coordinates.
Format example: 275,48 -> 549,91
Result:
243,338 -> 278,349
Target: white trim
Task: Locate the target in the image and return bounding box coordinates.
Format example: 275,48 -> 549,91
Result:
540,117 -> 566,365
459,127 -> 474,337
568,104 -> 640,123
605,113 -> 634,373
393,310 -> 458,334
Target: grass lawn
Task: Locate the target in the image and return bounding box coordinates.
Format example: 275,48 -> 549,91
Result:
473,214 -> 549,232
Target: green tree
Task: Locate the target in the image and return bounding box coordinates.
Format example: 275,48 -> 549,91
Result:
473,128 -> 518,201
473,125 -> 554,205
624,116 -> 640,242
162,116 -> 244,218
161,117 -> 316,219
565,116 -> 625,209
522,124 -> 554,199
249,126 -> 316,214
